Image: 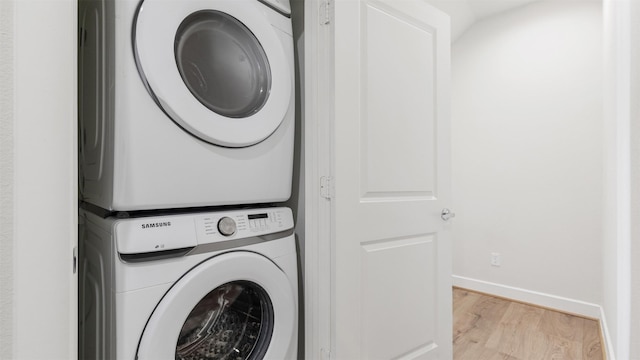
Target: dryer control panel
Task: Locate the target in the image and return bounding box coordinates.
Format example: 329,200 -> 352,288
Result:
115,207 -> 294,255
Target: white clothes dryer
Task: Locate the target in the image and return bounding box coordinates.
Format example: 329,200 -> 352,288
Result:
79,207 -> 298,360
78,0 -> 295,211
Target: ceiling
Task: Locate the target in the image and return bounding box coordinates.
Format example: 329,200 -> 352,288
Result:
428,0 -> 540,41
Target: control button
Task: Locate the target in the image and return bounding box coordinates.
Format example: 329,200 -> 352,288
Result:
217,217 -> 237,237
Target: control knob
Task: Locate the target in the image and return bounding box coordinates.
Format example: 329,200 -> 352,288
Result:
217,217 -> 237,236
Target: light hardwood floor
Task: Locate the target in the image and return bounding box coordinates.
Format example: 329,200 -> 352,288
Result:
453,287 -> 604,360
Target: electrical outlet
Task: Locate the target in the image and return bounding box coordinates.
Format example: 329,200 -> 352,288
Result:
490,252 -> 501,267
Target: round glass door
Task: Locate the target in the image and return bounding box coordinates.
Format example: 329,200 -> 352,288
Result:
134,0 -> 292,147
176,281 -> 273,360
175,11 -> 271,119
135,251 -> 296,359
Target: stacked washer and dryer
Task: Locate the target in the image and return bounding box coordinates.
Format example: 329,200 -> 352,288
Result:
77,0 -> 298,358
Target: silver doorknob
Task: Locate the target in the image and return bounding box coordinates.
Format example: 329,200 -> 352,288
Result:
441,208 -> 456,221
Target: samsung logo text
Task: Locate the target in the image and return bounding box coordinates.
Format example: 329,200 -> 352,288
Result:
141,221 -> 172,229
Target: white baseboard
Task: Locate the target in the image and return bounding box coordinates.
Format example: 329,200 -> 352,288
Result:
452,275 -> 602,319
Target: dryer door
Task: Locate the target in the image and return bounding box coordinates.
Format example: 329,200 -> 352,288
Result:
136,251 -> 296,359
134,0 -> 292,147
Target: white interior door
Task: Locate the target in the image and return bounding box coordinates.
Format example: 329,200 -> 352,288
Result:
332,0 -> 452,358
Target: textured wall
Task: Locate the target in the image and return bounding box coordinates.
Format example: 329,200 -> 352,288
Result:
0,0 -> 14,357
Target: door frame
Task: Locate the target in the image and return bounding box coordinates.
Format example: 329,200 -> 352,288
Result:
602,0 -> 633,358
303,0 -> 334,358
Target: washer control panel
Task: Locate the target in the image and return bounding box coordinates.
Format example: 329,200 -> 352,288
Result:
115,207 -> 294,255
194,207 -> 293,245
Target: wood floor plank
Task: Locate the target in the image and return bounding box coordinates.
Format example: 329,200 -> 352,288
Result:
453,290 -> 510,344
453,290 -> 513,359
485,302 -> 545,358
455,340 -> 520,360
536,310 -> 585,359
453,288 -> 605,360
582,319 -> 604,360
453,290 -> 485,359
538,309 -> 585,342
539,334 -> 582,360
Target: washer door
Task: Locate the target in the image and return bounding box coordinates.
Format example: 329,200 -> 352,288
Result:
134,0 -> 291,147
136,252 -> 296,359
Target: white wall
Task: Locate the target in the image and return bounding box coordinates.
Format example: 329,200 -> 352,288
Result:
0,0 -> 77,359
451,1 -> 604,311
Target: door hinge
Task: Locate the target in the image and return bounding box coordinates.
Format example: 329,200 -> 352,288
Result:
320,0 -> 331,25
320,176 -> 333,200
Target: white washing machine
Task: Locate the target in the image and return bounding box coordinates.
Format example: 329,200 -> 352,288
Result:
79,207 -> 298,360
78,0 -> 295,211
